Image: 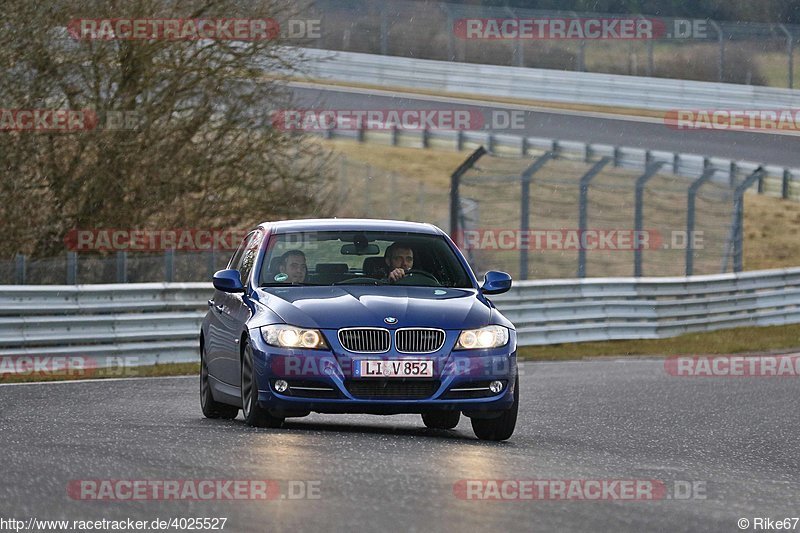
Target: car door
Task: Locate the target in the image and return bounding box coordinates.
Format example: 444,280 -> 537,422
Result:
206,233 -> 250,385
217,229 -> 264,385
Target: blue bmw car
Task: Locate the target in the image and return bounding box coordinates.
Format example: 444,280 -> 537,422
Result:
200,219 -> 518,441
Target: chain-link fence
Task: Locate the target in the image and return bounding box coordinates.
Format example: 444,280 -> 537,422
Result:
329,156 -> 449,227
0,148 -> 761,283
2,250 -> 232,285
308,0 -> 800,88
454,148 -> 746,279
0,156 -> 448,284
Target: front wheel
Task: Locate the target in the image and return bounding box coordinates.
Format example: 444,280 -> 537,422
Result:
471,376 -> 518,441
241,343 -> 284,428
200,345 -> 239,420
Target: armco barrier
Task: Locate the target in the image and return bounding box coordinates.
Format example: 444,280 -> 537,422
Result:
492,267 -> 800,345
300,47 -> 800,112
1,268 -> 799,374
0,283 -> 211,367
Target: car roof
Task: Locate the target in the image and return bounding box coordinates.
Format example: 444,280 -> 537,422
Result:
257,218 -> 444,235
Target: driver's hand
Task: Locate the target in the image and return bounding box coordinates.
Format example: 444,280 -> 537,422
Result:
388,268 -> 407,282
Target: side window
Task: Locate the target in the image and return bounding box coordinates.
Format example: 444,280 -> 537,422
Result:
227,233 -> 251,271
236,230 -> 264,285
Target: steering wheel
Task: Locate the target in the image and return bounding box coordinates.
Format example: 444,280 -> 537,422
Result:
394,269 -> 441,286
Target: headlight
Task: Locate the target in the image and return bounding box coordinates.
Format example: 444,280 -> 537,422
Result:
455,325 -> 509,350
260,325 -> 328,350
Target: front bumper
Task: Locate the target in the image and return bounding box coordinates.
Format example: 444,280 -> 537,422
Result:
248,330 -> 518,416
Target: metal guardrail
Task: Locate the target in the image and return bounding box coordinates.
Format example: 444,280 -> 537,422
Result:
495,267 -> 800,345
1,268 -> 799,373
0,283 -> 211,366
308,0 -> 800,88
302,47 -> 800,111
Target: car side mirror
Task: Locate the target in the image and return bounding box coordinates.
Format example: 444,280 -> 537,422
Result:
213,269 -> 245,293
480,271 -> 512,295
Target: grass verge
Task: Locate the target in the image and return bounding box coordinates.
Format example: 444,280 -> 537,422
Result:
518,323 -> 800,361
0,362 -> 200,384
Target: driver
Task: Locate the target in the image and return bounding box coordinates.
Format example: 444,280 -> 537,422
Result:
384,242 -> 414,283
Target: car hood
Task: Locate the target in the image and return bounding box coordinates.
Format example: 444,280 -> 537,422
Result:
254,285 -> 493,330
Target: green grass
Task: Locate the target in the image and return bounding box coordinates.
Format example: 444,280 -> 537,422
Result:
518,323 -> 800,361
756,52 -> 800,90
0,362 -> 199,384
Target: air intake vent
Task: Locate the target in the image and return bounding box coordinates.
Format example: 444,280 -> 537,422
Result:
345,379 -> 440,399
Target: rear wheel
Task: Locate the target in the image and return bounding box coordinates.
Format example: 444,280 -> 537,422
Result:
200,345 -> 238,420
241,343 -> 284,428
422,411 -> 460,429
471,376 -> 518,441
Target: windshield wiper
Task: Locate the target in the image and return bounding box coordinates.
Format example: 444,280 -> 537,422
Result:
332,279 -> 386,286
259,282 -> 324,287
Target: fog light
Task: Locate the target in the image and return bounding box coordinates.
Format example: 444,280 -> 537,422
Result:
274,380 -> 289,393
489,380 -> 504,394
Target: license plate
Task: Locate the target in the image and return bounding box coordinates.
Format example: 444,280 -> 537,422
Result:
357,360 -> 433,378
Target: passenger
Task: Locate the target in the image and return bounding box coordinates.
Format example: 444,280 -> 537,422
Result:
278,250 -> 307,283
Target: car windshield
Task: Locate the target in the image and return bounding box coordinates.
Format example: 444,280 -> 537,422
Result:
259,230 -> 472,288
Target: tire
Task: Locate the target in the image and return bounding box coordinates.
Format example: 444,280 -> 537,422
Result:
200,344 -> 239,420
471,376 -> 518,441
422,410 -> 461,429
241,343 -> 284,429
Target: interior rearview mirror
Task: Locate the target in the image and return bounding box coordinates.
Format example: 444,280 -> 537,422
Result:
341,243 -> 380,255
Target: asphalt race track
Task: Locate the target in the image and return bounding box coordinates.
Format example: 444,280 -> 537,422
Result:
1,360 -> 797,533
287,84 -> 800,169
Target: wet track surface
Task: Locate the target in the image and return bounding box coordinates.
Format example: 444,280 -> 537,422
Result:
287,85 -> 800,169
1,360 -> 798,532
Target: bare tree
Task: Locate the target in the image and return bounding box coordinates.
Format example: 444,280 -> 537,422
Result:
0,0 -> 334,258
